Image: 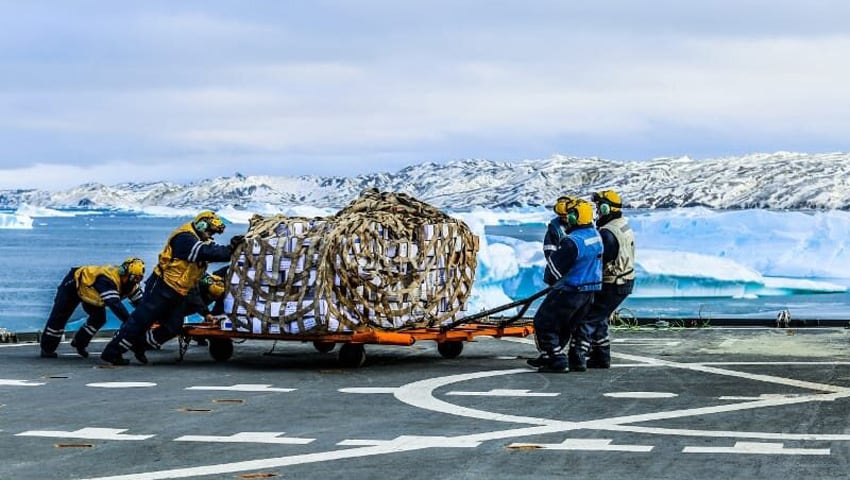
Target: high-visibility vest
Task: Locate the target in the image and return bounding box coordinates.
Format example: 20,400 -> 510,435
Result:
74,265 -> 122,306
601,217 -> 635,285
154,222 -> 207,296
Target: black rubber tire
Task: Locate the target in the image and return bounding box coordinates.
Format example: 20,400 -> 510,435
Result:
338,343 -> 366,368
313,341 -> 336,353
437,341 -> 464,359
208,338 -> 234,362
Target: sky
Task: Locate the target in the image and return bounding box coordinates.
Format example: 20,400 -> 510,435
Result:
2,1 -> 850,190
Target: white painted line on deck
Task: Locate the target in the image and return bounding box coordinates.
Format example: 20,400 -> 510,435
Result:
719,394 -> 804,401
0,343 -> 38,348
0,379 -> 45,387
337,435 -> 480,449
339,387 -> 398,394
604,392 -> 678,399
611,338 -> 682,347
393,369 -> 558,426
446,389 -> 558,397
607,424 -> 850,441
683,441 -> 830,455
504,337 -> 680,347
87,382 -> 157,389
702,361 -> 850,366
186,384 -> 295,392
175,432 -> 314,445
613,351 -> 850,393
17,427 -> 154,441
508,438 -> 653,452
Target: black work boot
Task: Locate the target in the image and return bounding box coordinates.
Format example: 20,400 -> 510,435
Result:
70,338 -> 89,358
528,351 -> 568,373
131,346 -> 148,365
587,346 -> 611,369
537,353 -> 568,373
100,350 -> 129,366
40,349 -> 58,359
526,354 -> 547,368
569,348 -> 588,372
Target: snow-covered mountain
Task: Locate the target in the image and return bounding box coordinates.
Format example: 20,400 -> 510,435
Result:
2,152 -> 849,210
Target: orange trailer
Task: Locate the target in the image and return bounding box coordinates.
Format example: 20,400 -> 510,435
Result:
181,288 -> 549,367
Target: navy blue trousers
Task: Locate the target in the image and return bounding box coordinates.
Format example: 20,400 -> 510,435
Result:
574,286 -> 629,363
532,289 -> 594,354
102,275 -> 184,356
40,269 -> 106,354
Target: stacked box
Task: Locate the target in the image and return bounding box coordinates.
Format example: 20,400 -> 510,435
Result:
222,190 -> 479,335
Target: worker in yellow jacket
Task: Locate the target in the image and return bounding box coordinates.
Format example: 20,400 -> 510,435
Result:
101,211 -> 241,365
39,257 -> 145,358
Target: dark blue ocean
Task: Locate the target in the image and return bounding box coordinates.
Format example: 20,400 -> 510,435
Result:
1,213 -> 849,334
0,214 -> 182,333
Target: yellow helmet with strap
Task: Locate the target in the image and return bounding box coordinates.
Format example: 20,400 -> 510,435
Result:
554,197 -> 593,226
592,190 -> 623,215
553,196 -> 576,216
200,272 -> 226,299
119,257 -> 145,283
193,211 -> 226,235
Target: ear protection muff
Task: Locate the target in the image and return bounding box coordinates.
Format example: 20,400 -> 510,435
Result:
200,273 -> 226,299
554,196 -> 578,224
118,258 -> 145,281
566,208 -> 578,225
592,190 -> 622,216
194,217 -> 212,233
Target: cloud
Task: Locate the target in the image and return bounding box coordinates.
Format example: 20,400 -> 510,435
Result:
2,1 -> 850,189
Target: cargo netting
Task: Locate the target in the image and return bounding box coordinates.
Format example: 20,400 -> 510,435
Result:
222,189 -> 479,335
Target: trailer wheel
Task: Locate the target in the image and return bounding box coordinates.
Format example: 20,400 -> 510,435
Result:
338,344 -> 366,368
313,341 -> 335,353
208,338 -> 233,362
437,341 -> 464,359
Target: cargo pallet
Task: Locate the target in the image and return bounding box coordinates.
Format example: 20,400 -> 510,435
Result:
181,287 -> 549,368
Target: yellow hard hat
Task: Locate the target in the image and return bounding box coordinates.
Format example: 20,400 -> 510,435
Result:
120,257 -> 145,283
193,211 -> 226,235
572,199 -> 595,226
201,273 -> 226,299
557,197 -> 594,226
592,190 -> 623,215
553,195 -> 576,216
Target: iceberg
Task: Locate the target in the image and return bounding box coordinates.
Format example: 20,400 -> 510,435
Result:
0,212 -> 33,229
15,204 -> 76,218
455,209 -> 850,313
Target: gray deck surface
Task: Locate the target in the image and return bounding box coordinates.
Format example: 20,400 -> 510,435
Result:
2,327 -> 850,480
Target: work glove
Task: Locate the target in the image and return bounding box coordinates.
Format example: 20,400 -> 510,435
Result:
229,235 -> 245,250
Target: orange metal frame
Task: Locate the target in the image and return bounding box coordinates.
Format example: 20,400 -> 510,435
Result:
183,321 -> 534,346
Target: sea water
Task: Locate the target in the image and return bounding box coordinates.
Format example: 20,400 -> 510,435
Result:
0,214 -> 178,333
2,213 -> 849,334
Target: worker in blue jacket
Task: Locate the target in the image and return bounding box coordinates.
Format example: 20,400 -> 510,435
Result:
528,197 -> 603,372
